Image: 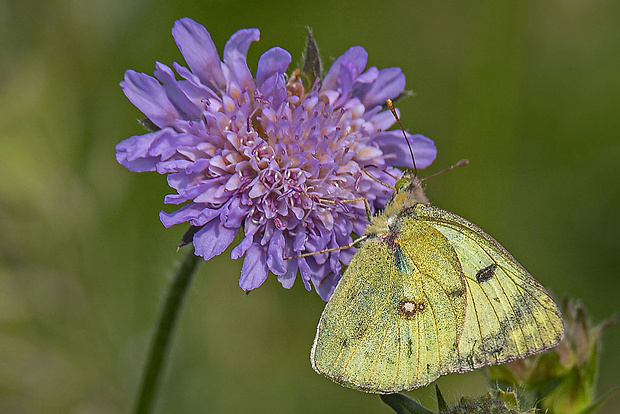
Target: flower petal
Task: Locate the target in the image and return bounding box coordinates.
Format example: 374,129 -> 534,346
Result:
297,257 -> 313,291
116,129 -> 174,172
374,131 -> 437,169
267,229 -> 286,275
172,62 -> 220,104
122,70 -> 181,128
172,18 -> 226,92
314,271 -> 340,301
355,66 -> 379,85
322,46 -> 368,92
231,233 -> 254,260
193,218 -> 239,260
332,61 -> 356,107
277,254 -> 298,289
239,243 -> 269,291
223,28 -> 260,91
155,159 -> 192,174
164,182 -> 215,205
154,62 -> 203,120
355,67 -> 405,108
366,109 -> 396,130
220,196 -> 248,229
256,47 -> 291,90
148,132 -> 201,160
159,203 -> 204,228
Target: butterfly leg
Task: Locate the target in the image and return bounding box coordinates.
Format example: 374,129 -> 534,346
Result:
289,186 -> 373,222
283,189 -> 372,259
283,235 -> 368,260
338,196 -> 373,222
361,166 -> 397,193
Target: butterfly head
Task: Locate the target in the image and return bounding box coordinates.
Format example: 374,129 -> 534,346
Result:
388,169 -> 429,210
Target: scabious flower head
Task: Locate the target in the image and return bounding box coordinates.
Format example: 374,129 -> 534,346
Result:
116,18 -> 436,300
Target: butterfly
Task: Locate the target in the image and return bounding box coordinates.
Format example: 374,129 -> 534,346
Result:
309,101 -> 564,394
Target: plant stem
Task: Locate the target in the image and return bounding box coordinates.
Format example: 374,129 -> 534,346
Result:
134,249 -> 201,414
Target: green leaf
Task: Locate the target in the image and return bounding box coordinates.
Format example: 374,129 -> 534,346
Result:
496,389 -> 519,410
380,393 -> 435,414
178,225 -> 203,249
301,28 -> 321,86
577,387 -> 619,414
139,117 -> 160,132
435,385 -> 448,412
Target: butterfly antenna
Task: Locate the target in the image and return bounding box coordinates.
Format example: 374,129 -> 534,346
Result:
387,99 -> 417,177
419,159 -> 469,182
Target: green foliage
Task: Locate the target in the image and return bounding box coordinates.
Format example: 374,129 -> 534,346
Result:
380,393 -> 435,414
301,28 -> 322,88
382,387 -> 535,414
441,390 -> 532,414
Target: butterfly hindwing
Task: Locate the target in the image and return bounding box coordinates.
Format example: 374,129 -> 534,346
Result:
311,217 -> 468,392
310,240 -> 398,392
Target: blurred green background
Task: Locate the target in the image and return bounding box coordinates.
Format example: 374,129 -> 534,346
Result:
1,0 -> 619,412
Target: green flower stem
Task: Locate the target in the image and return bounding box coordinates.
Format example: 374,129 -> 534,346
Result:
134,249 -> 201,414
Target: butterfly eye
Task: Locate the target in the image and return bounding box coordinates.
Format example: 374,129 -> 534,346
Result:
394,176 -> 411,193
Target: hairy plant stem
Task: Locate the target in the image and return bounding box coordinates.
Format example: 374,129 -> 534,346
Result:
134,249 -> 201,414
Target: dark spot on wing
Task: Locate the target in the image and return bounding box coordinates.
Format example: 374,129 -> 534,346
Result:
426,363 -> 430,374
510,291 -> 536,325
351,320 -> 368,340
476,264 -> 498,283
399,298 -> 426,319
447,287 -> 465,298
466,351 -> 475,370
480,330 -> 506,360
407,339 -> 413,357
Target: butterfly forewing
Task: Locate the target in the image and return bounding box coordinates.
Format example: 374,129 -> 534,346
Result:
414,204 -> 564,370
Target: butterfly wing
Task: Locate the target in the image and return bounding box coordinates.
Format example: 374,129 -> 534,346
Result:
413,203 -> 564,372
311,203 -> 564,394
311,218 -> 468,393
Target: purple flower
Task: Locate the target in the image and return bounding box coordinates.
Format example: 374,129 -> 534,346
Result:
116,18 -> 436,300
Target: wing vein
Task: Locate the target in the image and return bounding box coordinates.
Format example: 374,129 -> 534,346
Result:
503,274 -> 548,348
466,275 -> 507,362
428,219 -> 549,294
466,278 -> 485,352
416,305 -> 421,385
395,318 -> 401,386
420,277 -> 442,375
368,317 -> 392,381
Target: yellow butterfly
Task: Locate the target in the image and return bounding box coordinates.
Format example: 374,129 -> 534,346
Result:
310,101 -> 564,394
